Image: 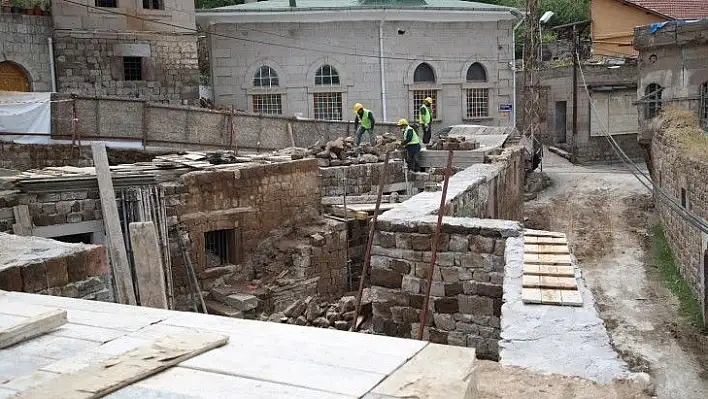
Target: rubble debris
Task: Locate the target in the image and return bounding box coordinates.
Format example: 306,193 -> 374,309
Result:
263,292 -> 373,331
301,134 -> 400,167
427,136 -> 478,151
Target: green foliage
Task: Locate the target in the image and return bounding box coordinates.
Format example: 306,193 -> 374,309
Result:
651,224 -> 707,332
195,0 -> 243,9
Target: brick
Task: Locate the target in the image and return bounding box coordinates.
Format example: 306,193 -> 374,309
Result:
45,257 -> 69,288
449,234 -> 469,252
376,231 -> 396,248
458,295 -> 495,316
433,313 -> 456,330
66,251 -> 89,282
434,297 -> 459,314
470,236 -> 495,253
370,268 -> 403,289
444,282 -> 463,296
21,261 -> 47,293
0,266 -> 23,292
448,331 -> 467,347
390,259 -> 412,274
85,247 -> 109,277
401,275 -> 421,294
410,233 -> 431,251
428,328 -> 448,344
476,282 -> 503,298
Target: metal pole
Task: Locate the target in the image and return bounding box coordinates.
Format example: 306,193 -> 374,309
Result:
351,151 -> 390,330
571,25 -> 579,164
417,150 -> 454,340
342,176 -> 352,291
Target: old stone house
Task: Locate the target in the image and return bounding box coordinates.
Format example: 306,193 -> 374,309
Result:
0,1 -> 199,103
197,0 -> 521,126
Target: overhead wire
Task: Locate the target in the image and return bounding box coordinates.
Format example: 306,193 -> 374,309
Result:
56,0 -> 511,64
575,53 -> 708,233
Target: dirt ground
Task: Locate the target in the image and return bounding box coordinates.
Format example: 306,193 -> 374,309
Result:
475,361 -> 649,398
524,151 -> 708,398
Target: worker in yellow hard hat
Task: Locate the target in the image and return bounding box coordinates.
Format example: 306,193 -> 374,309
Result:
352,103 -> 376,146
398,118 -> 421,172
418,97 -> 433,145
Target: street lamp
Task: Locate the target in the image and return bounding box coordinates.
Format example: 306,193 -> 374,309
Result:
539,11 -> 554,59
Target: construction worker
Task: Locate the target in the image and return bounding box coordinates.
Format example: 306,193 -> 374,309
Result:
418,97 -> 433,145
398,118 -> 421,172
353,103 -> 376,146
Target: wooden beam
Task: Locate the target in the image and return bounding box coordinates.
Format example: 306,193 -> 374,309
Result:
129,222 -> 168,309
12,205 -> 32,236
0,309 -> 67,349
14,332 -> 229,399
91,142 -> 136,306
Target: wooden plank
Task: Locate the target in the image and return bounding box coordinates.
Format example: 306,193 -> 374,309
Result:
12,205 -> 32,236
523,253 -> 572,265
523,264 -> 575,277
521,288 -> 543,304
560,290 -> 584,306
0,310 -> 67,349
521,275 -> 540,288
128,222 -> 168,309
91,142 -> 137,306
523,229 -> 566,238
540,289 -> 563,305
524,236 -> 568,245
524,244 -> 570,254
523,275 -> 577,290
14,332 -> 229,399
367,343 -> 476,399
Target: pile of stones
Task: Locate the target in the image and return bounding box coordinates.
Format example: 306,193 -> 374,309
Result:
427,136 -> 478,151
306,134 -> 400,167
262,293 -> 373,332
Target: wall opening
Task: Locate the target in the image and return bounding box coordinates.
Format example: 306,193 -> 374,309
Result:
0,61 -> 31,92
205,229 -> 236,267
52,232 -> 94,245
554,101 -> 567,144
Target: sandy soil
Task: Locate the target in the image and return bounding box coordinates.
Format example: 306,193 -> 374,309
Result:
475,361 -> 649,398
524,151 -> 708,398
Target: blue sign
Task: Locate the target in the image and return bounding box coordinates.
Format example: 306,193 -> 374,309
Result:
499,104 -> 513,111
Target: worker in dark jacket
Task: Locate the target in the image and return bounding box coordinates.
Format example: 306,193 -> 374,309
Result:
398,118 -> 421,172
353,103 -> 376,146
418,97 -> 433,144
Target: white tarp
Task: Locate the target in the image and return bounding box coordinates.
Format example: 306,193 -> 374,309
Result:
0,91 -> 52,143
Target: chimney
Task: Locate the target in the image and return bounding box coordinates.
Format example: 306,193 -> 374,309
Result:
289,0 -> 297,7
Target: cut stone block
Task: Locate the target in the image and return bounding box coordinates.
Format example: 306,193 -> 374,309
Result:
560,290 -> 584,306
211,290 -> 258,312
540,289 -> 563,305
521,288 -> 542,304
523,253 -> 572,266
205,301 -> 245,318
523,264 -> 575,277
523,244 -> 570,254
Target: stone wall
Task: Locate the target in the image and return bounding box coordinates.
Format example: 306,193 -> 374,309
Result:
368,147 -> 525,359
320,161 -> 407,197
164,159 -> 322,302
51,95 -> 401,151
652,121 -> 708,318
0,233 -> 113,302
52,32 -> 199,103
0,142 -> 164,171
0,13 -> 53,92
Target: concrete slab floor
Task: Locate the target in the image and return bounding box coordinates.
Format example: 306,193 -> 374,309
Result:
500,236 -> 630,383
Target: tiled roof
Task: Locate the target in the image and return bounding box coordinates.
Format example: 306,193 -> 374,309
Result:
624,0 -> 708,19
214,0 -> 513,11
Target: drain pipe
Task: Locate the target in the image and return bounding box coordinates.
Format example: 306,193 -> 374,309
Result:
379,19 -> 388,121
48,37 -> 57,92
511,9 -> 525,128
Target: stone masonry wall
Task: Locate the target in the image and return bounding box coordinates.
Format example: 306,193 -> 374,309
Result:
368,148 -> 525,360
164,159 -> 321,303
320,161 -> 406,197
652,127 -> 708,315
52,32 -> 199,103
0,233 -> 113,302
0,14 -> 53,92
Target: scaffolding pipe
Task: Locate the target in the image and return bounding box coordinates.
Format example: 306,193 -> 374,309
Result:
417,150 -> 454,340
351,151 -> 390,330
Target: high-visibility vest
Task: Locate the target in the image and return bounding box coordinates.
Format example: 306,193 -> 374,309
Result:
419,104 -> 431,125
360,109 -> 373,129
403,126 -> 420,146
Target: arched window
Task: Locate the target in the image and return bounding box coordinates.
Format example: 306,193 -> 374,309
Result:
700,82 -> 708,128
466,63 -> 487,82
413,63 -> 436,83
314,65 -> 340,86
645,83 -> 662,119
253,66 -> 279,88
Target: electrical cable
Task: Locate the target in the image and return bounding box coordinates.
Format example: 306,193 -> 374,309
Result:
576,53 -> 708,233
56,0 -> 512,64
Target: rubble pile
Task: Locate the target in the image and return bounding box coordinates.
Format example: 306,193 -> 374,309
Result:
261,293 -> 373,332
305,134 -> 400,167
427,136 -> 478,151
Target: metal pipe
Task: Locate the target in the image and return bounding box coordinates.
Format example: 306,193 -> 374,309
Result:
342,176 -> 352,291
351,151 -> 390,330
417,150 -> 454,340
48,37 -> 57,92
379,19 -> 388,121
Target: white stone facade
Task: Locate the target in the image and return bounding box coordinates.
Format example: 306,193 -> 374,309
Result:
200,8 -> 517,126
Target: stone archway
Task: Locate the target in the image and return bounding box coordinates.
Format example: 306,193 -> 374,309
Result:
0,61 -> 31,92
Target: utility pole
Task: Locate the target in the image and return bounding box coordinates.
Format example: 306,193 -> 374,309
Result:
571,24 -> 578,164
523,0 -> 541,142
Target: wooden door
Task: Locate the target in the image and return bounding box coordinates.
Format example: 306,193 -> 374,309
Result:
0,62 -> 30,92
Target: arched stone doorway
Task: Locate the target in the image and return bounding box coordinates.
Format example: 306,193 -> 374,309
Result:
0,61 -> 31,92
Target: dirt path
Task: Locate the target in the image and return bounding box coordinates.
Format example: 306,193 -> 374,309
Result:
525,151 -> 708,398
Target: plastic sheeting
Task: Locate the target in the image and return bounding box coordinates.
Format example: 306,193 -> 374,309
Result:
0,91 -> 52,144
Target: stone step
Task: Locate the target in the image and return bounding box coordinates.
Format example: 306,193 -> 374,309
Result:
205,300 -> 244,318
210,287 -> 259,311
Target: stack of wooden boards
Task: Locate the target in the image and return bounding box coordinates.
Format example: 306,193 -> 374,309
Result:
521,229 -> 583,307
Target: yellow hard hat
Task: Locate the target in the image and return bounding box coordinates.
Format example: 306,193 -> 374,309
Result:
424,97 -> 433,104
353,103 -> 363,111
397,118 -> 408,126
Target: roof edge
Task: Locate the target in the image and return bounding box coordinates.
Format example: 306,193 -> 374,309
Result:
612,0 -> 675,20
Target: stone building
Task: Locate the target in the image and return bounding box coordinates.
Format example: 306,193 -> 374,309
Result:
633,19 -> 708,174
197,0 -> 521,126
51,0 -> 199,102
0,1 -> 199,103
